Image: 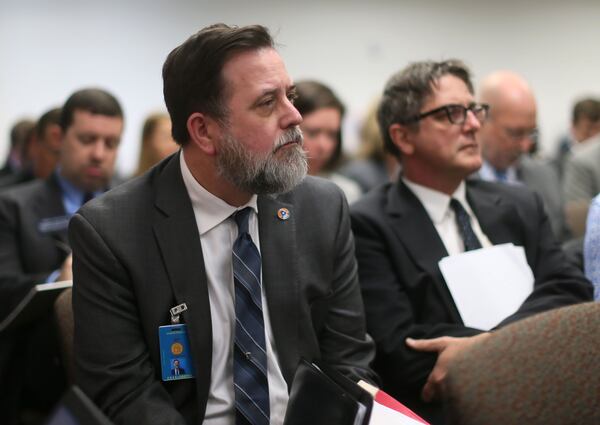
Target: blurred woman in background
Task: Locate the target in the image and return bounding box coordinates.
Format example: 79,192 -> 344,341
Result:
294,80 -> 362,203
339,98 -> 398,192
133,112 -> 178,177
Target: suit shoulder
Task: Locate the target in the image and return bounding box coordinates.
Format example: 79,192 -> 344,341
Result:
468,178 -> 542,206
520,157 -> 557,174
283,175 -> 345,202
350,183 -> 392,217
78,173 -> 153,224
0,178 -> 48,205
570,137 -> 600,164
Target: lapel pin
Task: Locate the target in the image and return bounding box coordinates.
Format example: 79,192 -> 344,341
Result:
277,208 -> 290,221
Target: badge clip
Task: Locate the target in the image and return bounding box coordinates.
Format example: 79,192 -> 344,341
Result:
170,303 -> 188,324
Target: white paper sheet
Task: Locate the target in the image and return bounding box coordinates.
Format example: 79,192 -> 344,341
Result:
438,243 -> 534,331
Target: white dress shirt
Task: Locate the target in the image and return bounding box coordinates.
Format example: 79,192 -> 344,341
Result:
402,177 -> 492,256
180,151 -> 289,425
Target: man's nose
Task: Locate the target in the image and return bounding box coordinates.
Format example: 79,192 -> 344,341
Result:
281,99 -> 302,129
464,110 -> 482,131
90,140 -> 107,160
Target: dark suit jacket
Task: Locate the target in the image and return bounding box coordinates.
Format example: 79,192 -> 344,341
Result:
0,174 -> 70,424
0,174 -> 70,319
350,179 -> 592,420
171,367 -> 186,376
70,152 -> 377,425
0,170 -> 34,189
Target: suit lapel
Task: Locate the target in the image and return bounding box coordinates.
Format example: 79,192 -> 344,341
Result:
467,181 -> 521,245
257,194 -> 298,385
152,153 -> 212,416
386,181 -> 463,322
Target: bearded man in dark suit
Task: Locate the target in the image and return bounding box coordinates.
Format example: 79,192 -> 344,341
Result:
70,24 -> 376,425
350,60 -> 592,424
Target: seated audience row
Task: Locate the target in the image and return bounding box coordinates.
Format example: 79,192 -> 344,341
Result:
0,23 -> 594,425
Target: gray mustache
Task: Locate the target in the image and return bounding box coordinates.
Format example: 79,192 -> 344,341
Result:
274,127 -> 304,151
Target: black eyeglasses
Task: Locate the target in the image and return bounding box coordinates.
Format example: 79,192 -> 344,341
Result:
404,103 -> 490,125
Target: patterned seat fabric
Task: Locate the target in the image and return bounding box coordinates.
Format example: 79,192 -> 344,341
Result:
444,302 -> 600,425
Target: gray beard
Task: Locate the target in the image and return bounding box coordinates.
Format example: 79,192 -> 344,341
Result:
216,126 -> 308,195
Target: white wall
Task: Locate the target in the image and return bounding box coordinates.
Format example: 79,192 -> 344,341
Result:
1,0 -> 599,176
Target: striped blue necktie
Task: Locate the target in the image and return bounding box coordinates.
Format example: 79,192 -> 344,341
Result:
232,207 -> 269,425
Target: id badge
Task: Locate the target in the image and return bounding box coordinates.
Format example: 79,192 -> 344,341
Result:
158,324 -> 196,381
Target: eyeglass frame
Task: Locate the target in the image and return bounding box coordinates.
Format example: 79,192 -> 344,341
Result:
502,126 -> 539,141
400,102 -> 490,125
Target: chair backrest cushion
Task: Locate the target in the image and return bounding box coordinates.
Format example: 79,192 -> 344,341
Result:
444,302 -> 600,425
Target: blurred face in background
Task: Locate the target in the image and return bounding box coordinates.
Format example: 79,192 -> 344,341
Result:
148,117 -> 178,162
300,107 -> 341,175
59,109 -> 122,192
478,71 -> 537,170
479,100 -> 537,170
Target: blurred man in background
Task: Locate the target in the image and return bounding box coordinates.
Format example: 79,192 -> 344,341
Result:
0,88 -> 124,425
477,71 -> 568,241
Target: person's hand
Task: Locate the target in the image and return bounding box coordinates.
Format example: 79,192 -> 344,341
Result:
57,253 -> 73,281
406,333 -> 491,402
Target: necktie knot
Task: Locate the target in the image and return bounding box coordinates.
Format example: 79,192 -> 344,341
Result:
234,207 -> 253,235
450,198 -> 467,217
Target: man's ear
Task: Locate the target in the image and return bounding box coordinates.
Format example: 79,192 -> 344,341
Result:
389,123 -> 415,156
187,112 -> 219,155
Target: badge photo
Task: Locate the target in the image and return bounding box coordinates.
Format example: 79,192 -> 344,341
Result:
158,324 -> 195,381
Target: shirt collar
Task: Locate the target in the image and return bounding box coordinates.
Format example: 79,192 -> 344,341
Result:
402,177 -> 472,224
55,170 -> 84,206
179,150 -> 258,235
480,160 -> 519,182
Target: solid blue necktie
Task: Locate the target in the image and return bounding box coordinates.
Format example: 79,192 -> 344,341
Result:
450,198 -> 483,251
232,207 -> 270,425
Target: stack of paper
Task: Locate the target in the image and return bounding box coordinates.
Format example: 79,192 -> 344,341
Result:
438,243 -> 534,330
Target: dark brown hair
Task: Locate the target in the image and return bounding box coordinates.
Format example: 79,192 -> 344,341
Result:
60,88 -> 123,132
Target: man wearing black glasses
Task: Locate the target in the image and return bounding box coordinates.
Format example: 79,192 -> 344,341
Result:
477,71 -> 569,241
350,60 -> 592,423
